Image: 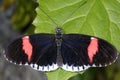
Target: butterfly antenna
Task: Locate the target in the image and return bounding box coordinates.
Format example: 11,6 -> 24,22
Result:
61,0 -> 87,26
40,7 -> 59,27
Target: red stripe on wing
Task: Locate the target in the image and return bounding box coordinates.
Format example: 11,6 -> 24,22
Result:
87,37 -> 98,63
22,36 -> 33,62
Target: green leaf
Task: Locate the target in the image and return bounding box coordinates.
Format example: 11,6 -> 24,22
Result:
46,68 -> 79,80
33,0 -> 120,80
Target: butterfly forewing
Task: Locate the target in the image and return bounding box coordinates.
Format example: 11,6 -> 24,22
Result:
5,34 -> 58,71
61,34 -> 118,71
94,38 -> 117,66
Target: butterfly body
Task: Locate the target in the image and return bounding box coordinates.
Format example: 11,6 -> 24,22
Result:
5,28 -> 118,72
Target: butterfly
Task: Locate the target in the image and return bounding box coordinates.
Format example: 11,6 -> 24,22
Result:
4,27 -> 118,72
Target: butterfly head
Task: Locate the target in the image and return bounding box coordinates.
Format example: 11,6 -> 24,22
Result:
56,27 -> 62,34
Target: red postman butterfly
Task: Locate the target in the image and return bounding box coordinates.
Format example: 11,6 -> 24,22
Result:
4,27 -> 118,72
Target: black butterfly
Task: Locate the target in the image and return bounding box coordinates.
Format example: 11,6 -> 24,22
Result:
5,27 -> 118,72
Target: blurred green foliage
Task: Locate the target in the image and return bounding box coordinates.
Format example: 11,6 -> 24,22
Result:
0,0 -> 14,11
11,0 -> 36,33
0,0 -> 37,33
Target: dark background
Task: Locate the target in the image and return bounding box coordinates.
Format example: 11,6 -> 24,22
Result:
0,0 -> 120,80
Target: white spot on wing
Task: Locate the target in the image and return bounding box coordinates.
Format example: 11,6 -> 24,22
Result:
9,60 -> 13,63
61,64 -> 90,72
32,64 -> 38,70
25,62 -> 29,65
30,63 -> 58,71
91,37 -> 95,39
24,36 -> 29,38
98,64 -> 102,67
14,62 -> 16,64
30,64 -> 34,67
92,64 -> 96,67
19,62 -> 22,65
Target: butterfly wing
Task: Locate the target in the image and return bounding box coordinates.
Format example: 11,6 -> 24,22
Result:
5,34 -> 58,71
5,33 -> 118,72
61,34 -> 118,72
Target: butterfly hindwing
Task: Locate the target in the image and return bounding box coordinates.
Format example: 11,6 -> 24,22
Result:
5,34 -> 58,71
61,34 -> 117,71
